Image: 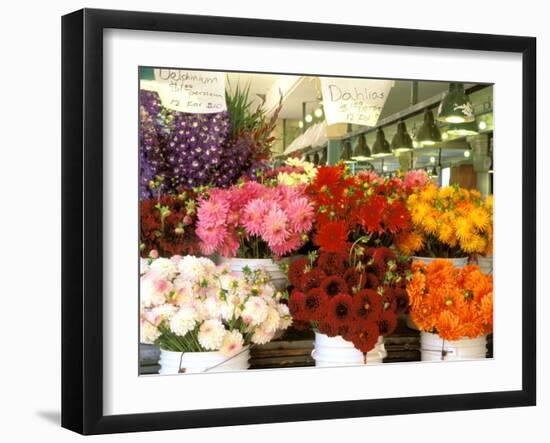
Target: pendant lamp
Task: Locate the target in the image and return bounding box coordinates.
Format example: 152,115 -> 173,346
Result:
352,133 -> 373,161
391,121 -> 413,153
437,82 -> 475,123
416,109 -> 442,146
371,128 -> 392,158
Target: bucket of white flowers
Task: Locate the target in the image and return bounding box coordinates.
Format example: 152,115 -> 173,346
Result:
140,255 -> 292,374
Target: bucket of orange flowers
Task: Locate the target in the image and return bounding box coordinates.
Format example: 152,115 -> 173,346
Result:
396,183 -> 493,270
406,259 -> 493,361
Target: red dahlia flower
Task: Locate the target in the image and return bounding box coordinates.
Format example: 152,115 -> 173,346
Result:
314,220 -> 349,254
301,268 -> 327,292
352,289 -> 382,323
327,294 -> 353,326
318,320 -> 339,337
317,252 -> 347,276
320,276 -> 348,298
288,257 -> 309,289
377,310 -> 398,336
385,200 -> 411,233
363,272 -> 380,290
288,290 -> 307,320
391,287 -> 409,315
380,290 -> 397,312
350,323 -> 380,354
343,268 -> 365,293
303,288 -> 329,320
373,247 -> 397,268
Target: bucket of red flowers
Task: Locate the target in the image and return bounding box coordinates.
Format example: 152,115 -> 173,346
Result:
407,259 -> 493,361
287,243 -> 411,366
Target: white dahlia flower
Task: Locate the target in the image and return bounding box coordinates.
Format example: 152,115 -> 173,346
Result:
219,330 -> 244,357
198,319 -> 226,350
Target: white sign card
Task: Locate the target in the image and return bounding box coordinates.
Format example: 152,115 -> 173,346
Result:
320,77 -> 394,126
153,69 -> 226,113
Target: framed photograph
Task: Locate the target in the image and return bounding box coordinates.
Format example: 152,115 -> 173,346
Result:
61,8 -> 536,435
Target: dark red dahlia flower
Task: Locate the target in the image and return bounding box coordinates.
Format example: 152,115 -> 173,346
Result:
372,247 -> 397,267
380,289 -> 397,313
317,252 -> 347,276
350,322 -> 380,354
301,268 -> 327,292
327,294 -> 353,326
318,320 -> 339,337
320,275 -> 348,298
303,288 -> 329,321
377,310 -> 398,336
288,290 -> 307,320
288,257 -> 309,289
343,268 -> 365,293
352,289 -> 382,323
391,287 -> 409,315
363,272 -> 380,290
337,323 -> 354,342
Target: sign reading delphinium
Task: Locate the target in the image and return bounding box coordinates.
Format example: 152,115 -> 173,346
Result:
153,69 -> 227,113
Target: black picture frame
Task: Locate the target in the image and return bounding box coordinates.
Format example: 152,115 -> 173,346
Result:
61,8 -> 537,435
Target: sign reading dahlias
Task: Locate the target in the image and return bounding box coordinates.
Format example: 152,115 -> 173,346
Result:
153,69 -> 226,113
320,77 -> 393,126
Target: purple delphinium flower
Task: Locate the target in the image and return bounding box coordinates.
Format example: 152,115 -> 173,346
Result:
139,89 -> 266,197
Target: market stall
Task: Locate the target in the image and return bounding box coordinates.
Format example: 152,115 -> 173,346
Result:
138,67 -> 494,374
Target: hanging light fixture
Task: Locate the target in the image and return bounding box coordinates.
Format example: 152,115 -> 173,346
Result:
305,114 -> 313,123
352,133 -> 373,161
446,120 -> 478,137
319,149 -> 327,166
416,108 -> 442,146
371,128 -> 392,158
340,141 -> 355,163
391,120 -> 413,153
313,152 -> 320,165
314,107 -> 324,118
437,82 -> 475,123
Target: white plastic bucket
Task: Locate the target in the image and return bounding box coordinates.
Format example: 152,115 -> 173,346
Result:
219,257 -> 288,290
158,347 -> 250,374
158,349 -> 185,375
477,256 -> 493,274
412,256 -> 468,269
312,332 -> 387,367
420,332 -> 487,361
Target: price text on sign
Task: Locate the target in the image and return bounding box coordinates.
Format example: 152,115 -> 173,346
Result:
154,69 -> 227,113
320,78 -> 393,126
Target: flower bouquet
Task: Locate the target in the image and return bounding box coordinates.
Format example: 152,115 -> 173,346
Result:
140,255 -> 292,374
396,184 -> 493,264
140,188 -> 200,258
139,84 -> 281,198
286,246 -> 412,365
306,165 -> 412,253
406,259 -> 493,361
195,180 -> 315,288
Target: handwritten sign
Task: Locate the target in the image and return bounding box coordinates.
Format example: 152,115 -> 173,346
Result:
153,69 -> 226,113
320,77 -> 393,126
